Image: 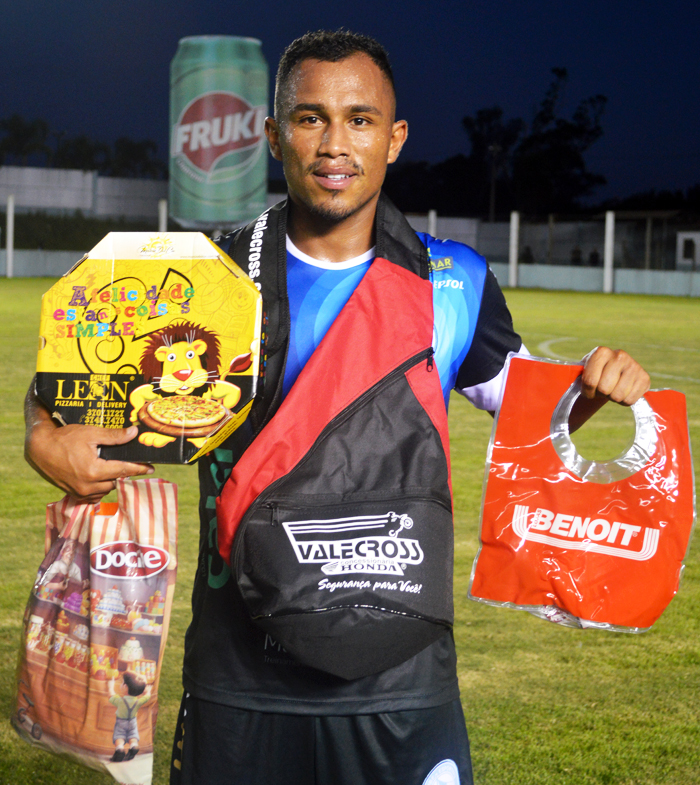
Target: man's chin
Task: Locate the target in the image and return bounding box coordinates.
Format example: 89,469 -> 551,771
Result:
301,192 -> 375,224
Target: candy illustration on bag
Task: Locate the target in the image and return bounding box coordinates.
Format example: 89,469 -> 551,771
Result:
469,354 -> 695,631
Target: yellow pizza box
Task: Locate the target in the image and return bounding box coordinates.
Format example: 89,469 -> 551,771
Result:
35,232 -> 262,464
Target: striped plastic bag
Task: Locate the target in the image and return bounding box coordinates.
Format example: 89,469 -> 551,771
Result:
14,478 -> 177,785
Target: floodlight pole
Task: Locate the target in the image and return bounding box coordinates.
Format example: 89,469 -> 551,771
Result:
6,194 -> 14,279
509,211 -> 519,288
428,209 -> 437,238
158,199 -> 168,233
603,211 -> 615,294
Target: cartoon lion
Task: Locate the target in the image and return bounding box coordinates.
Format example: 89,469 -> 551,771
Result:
129,322 -> 250,448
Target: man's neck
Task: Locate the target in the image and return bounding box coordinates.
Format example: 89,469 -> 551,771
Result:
286,194 -> 378,264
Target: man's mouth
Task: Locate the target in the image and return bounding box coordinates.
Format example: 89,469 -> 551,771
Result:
311,166 -> 360,190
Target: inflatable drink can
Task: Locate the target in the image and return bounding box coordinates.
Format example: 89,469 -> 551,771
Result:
170,36 -> 268,229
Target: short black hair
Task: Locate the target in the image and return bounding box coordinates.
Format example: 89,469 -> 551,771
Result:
275,29 -> 395,118
123,671 -> 146,696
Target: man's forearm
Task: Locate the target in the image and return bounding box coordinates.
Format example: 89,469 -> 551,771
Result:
24,377 -> 56,468
23,376 -> 153,502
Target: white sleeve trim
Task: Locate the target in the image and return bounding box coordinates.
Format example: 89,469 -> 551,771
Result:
456,344 -> 530,411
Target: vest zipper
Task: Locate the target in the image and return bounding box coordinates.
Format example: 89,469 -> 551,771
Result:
264,491 -> 451,526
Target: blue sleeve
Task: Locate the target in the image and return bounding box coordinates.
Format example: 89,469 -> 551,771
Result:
417,233 -> 521,408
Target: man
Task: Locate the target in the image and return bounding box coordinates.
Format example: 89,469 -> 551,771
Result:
25,30 -> 649,785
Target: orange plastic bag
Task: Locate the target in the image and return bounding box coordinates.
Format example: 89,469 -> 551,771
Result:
469,355 -> 695,631
14,478 -> 177,785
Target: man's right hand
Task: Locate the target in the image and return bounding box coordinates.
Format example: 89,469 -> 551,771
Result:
25,382 -> 154,504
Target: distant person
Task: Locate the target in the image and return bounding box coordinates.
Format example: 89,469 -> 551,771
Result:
519,245 -> 535,264
589,248 -> 601,266
571,246 -> 583,266
24,29 -> 650,785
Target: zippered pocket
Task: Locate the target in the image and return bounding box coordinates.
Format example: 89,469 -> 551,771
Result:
236,493 -> 454,681
238,494 -> 453,620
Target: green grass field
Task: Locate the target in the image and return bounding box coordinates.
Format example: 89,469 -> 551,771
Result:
1,279 -> 698,784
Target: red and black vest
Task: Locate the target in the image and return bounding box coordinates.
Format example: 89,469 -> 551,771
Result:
215,195 -> 455,680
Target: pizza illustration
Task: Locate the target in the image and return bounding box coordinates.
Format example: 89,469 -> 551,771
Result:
128,322 -> 252,448
138,395 -> 230,437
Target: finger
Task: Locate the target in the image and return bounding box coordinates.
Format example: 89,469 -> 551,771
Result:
583,349 -> 650,405
580,347 -> 613,398
68,479 -> 120,503
96,460 -> 155,481
91,425 -> 139,445
609,366 -> 650,406
628,369 -> 651,403
595,359 -> 632,400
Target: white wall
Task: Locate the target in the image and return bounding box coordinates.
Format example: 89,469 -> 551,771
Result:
676,232 -> 700,271
405,214 -> 479,249
0,165 -> 167,219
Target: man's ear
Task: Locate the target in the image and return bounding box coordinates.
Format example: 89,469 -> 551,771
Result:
265,117 -> 283,161
387,119 -> 408,165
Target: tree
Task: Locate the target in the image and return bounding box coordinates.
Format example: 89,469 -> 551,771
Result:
0,115 -> 167,179
461,107 -> 524,219
0,115 -> 51,165
108,137 -> 166,179
458,69 -> 607,217
53,135 -> 112,171
511,68 -> 607,214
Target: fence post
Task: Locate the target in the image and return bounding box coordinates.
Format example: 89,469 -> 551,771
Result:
509,211 -> 519,288
6,194 -> 14,279
427,209 -> 437,238
158,199 -> 168,232
604,211 -> 615,293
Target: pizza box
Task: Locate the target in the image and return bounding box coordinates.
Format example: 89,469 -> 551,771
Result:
35,232 -> 262,464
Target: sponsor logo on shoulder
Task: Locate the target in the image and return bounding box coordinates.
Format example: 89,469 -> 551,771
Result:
511,505 -> 659,561
90,541 -> 170,579
430,256 -> 454,272
282,511 -> 424,577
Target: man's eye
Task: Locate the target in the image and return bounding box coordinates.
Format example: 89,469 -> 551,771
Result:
351,117 -> 370,126
301,116 -> 321,124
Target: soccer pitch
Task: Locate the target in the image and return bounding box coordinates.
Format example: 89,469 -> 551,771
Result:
1,279 -> 698,784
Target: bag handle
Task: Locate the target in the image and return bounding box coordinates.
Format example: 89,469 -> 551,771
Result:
550,377 -> 658,484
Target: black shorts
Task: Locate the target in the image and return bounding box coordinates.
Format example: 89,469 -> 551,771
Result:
170,692 -> 473,785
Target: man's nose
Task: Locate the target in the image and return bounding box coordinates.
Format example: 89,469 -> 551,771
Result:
318,121 -> 350,157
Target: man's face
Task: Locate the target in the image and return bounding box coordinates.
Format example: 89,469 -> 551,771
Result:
265,53 -> 407,224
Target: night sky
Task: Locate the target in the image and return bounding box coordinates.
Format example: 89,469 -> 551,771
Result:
3,0 -> 699,202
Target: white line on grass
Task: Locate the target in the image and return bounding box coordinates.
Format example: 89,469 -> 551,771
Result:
536,337 -> 581,361
536,338 -> 700,384
650,372 -> 700,384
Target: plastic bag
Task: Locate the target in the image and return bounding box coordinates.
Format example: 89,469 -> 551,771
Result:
13,478 -> 178,785
469,354 -> 695,631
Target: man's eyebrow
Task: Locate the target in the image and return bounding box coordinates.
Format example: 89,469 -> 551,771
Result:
292,103 -> 325,113
290,103 -> 384,115
350,104 -> 383,115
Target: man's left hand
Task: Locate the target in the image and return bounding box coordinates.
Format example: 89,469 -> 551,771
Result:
568,347 -> 650,433
580,346 -> 650,405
